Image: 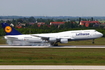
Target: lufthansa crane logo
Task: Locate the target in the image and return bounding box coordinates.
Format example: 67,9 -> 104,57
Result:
5,26 -> 12,33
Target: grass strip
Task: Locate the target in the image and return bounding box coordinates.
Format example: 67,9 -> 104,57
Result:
0,48 -> 105,65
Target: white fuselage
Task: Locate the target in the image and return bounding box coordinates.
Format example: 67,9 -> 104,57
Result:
4,30 -> 103,45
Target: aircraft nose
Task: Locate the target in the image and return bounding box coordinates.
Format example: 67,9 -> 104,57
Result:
98,32 -> 103,37
100,33 -> 103,37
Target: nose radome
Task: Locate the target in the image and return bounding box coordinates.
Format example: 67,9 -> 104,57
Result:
100,33 -> 103,37
98,32 -> 103,37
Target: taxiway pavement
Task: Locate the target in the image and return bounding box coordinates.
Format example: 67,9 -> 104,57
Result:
0,65 -> 105,69
0,45 -> 105,48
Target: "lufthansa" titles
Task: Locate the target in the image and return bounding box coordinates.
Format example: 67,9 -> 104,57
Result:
76,33 -> 89,36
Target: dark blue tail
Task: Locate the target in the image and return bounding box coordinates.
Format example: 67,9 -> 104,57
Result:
1,23 -> 22,35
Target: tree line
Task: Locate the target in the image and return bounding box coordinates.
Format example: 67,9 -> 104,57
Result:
0,17 -> 105,37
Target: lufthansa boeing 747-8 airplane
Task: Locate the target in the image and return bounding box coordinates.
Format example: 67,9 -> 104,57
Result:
1,23 -> 103,46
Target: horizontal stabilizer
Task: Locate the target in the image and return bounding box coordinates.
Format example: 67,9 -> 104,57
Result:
6,37 -> 18,40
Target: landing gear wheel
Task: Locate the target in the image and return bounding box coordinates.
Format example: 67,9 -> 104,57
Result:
54,43 -> 58,46
50,42 -> 58,46
92,39 -> 95,44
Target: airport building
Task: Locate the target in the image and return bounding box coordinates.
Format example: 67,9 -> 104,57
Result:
80,21 -> 100,27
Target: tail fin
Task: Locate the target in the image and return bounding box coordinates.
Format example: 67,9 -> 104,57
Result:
1,23 -> 22,35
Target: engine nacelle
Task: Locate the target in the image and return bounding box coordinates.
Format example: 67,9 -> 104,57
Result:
49,38 -> 57,42
60,39 -> 68,43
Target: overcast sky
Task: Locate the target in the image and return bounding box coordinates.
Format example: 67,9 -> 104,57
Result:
0,0 -> 105,16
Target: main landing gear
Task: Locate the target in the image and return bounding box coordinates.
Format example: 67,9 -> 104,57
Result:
50,42 -> 58,46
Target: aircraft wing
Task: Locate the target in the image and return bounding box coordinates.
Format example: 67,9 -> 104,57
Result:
31,34 -> 69,43
31,35 -> 49,40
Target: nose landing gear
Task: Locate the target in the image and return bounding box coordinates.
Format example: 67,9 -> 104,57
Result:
92,39 -> 94,44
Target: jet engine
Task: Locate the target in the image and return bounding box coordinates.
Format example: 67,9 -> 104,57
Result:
60,38 -> 68,43
49,38 -> 57,42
